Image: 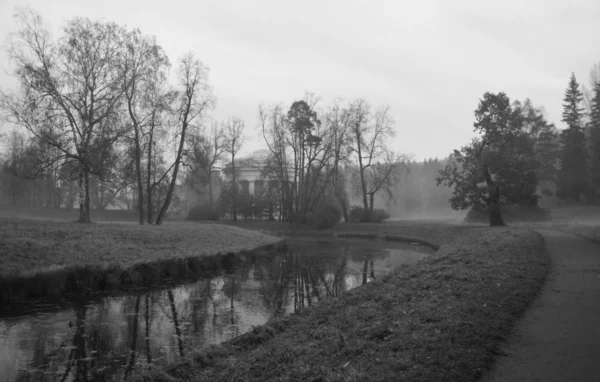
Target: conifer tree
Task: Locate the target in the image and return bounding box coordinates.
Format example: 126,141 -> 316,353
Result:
557,73 -> 590,201
589,80 -> 600,200
518,99 -> 559,197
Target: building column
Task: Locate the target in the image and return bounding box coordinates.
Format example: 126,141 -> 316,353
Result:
249,180 -> 255,195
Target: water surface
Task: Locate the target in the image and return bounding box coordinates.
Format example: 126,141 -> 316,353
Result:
0,237 -> 431,381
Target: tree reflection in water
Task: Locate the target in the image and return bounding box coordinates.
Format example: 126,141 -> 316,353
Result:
2,238 -> 429,381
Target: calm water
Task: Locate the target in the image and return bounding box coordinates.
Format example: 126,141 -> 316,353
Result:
0,237 -> 431,381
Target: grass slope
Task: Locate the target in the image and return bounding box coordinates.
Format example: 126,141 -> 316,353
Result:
0,219 -> 281,301
137,225 -> 549,382
0,219 -> 279,279
223,220 -> 475,245
513,205 -> 600,244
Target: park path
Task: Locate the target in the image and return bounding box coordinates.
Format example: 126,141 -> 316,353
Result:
482,229 -> 600,382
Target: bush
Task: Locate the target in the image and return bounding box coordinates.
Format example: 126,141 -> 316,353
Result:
349,206 -> 390,223
465,204 -> 551,224
349,206 -> 366,222
306,204 -> 342,230
186,204 -> 220,221
369,208 -> 390,222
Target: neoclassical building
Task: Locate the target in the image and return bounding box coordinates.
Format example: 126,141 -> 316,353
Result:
221,149 -> 294,195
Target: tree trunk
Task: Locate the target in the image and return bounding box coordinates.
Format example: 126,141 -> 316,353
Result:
483,166 -> 506,227
99,180 -> 105,210
293,153 -> 299,221
124,294 -> 141,379
341,203 -> 349,222
78,166 -> 90,223
167,290 -> 184,357
369,192 -> 374,212
356,138 -> 369,217
127,82 -> 146,225
147,128 -> 154,224
299,133 -> 305,222
208,169 -> 214,210
156,120 -> 188,225
232,154 -> 237,221
73,305 -> 88,380
134,126 -> 145,225
145,294 -> 152,364
359,169 -> 369,215
488,185 -> 506,226
85,170 -> 91,221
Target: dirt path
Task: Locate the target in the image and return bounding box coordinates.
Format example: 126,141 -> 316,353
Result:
482,229 -> 600,382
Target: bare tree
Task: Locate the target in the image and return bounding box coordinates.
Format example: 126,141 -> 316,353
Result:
223,118 -> 245,220
348,100 -> 398,218
362,151 -> 409,211
0,9 -> 127,222
122,27 -> 170,224
322,99 -> 353,219
259,96 -> 362,222
186,121 -> 226,210
259,103 -> 295,220
145,82 -> 178,224
154,53 -> 213,225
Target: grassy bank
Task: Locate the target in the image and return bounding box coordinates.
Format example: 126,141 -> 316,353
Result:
136,224 -> 549,382
542,205 -> 600,244
511,205 -> 600,244
222,219 -> 476,247
0,219 -> 282,302
554,223 -> 600,243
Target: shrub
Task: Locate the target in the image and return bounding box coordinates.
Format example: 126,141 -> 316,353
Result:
349,206 -> 367,222
349,206 -> 390,223
186,204 -> 220,221
306,204 -> 342,230
465,204 -> 551,223
369,208 -> 390,222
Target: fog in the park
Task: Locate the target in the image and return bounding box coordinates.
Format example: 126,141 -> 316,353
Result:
0,1 -> 599,381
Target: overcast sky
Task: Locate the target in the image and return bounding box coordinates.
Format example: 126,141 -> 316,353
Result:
1,0 -> 599,160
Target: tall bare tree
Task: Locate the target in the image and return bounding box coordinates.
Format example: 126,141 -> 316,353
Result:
260,103 -> 295,220
223,118 -> 245,221
347,100 -> 398,218
145,82 -> 178,224
186,121 -> 226,210
155,53 -> 213,225
325,99 -> 353,220
0,9 -> 127,222
122,27 -> 170,224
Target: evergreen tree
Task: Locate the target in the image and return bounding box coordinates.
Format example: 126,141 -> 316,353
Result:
590,80 -> 600,200
517,99 -> 560,197
557,73 -> 590,201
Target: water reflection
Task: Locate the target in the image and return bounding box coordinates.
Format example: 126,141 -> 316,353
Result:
0,238 -> 430,381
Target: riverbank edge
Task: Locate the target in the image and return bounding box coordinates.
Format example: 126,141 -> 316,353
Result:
136,226 -> 550,382
252,229 -> 441,251
0,239 -> 287,304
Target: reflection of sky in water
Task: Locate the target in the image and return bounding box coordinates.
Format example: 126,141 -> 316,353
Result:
0,239 -> 430,382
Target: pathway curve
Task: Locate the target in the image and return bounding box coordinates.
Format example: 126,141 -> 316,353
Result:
482,229 -> 600,382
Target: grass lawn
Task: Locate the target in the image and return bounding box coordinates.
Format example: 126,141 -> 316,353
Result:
222,219 -> 477,246
136,224 -> 550,382
512,205 -> 600,244
554,223 -> 600,243
0,218 -> 281,300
